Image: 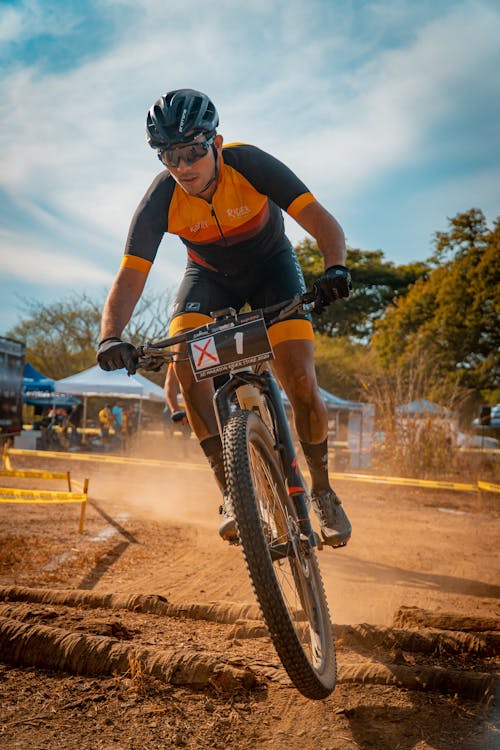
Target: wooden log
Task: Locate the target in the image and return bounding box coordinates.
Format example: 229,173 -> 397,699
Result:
0,585 -> 262,624
392,606 -> 500,633
334,623 -> 500,657
338,660 -> 496,701
0,616 -> 258,692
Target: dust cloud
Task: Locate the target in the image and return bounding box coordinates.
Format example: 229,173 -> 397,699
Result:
87,463 -> 414,625
81,443 -> 499,627
89,459 -> 221,534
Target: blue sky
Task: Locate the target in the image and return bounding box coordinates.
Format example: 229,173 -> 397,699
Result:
1,0 -> 499,336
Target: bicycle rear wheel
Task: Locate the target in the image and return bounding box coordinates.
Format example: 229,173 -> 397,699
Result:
223,410 -> 336,699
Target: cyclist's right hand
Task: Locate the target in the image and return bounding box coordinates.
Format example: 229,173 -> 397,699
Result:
97,337 -> 138,375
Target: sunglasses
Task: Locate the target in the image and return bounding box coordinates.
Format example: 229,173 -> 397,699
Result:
158,137 -> 214,168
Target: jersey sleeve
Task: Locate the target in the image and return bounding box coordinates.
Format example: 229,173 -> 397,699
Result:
221,144 -> 317,219
122,171 -> 175,272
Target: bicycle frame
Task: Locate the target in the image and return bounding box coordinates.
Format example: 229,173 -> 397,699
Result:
137,291 -> 320,549
213,367 -> 316,547
136,288 -> 338,698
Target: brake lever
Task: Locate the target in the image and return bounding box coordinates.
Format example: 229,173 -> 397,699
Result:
272,292 -> 316,323
137,349 -> 169,371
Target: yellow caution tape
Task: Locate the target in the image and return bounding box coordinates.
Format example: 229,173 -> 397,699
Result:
0,497 -> 86,505
328,472 -> 477,492
0,469 -> 68,480
8,448 -> 208,471
0,487 -> 86,503
4,448 -> 493,494
477,480 -> 500,494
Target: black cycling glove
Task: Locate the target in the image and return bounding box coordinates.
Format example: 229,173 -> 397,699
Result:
97,337 -> 138,375
313,265 -> 352,314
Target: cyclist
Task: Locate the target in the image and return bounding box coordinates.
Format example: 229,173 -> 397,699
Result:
97,88 -> 352,548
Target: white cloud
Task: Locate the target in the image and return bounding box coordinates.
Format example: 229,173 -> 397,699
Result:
0,0 -> 78,43
2,249 -> 113,286
0,6 -> 23,42
0,0 -> 499,333
275,3 -> 500,197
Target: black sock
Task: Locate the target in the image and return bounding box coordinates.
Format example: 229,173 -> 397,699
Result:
200,435 -> 226,493
300,439 -> 330,493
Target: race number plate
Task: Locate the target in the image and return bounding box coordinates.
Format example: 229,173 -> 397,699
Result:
187,312 -> 274,381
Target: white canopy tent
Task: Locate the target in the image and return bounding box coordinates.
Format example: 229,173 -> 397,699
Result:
55,365 -> 165,401
54,365 -> 165,431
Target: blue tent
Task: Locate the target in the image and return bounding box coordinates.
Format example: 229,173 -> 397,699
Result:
23,363 -> 78,409
23,363 -> 55,392
318,386 -> 363,411
396,399 -> 452,418
24,392 -> 80,409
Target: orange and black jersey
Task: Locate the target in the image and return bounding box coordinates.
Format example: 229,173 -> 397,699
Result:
122,143 -> 317,277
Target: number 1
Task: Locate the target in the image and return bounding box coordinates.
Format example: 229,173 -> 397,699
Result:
234,331 -> 244,354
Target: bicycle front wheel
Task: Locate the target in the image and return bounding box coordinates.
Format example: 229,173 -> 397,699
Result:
223,410 -> 336,699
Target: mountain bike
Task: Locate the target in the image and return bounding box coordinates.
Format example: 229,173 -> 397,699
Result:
136,291 -> 337,699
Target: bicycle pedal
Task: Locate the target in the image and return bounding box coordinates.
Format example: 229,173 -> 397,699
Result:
312,531 -> 324,550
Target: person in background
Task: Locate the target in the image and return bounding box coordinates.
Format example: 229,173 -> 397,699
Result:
111,402 -> 124,437
67,402 -> 84,446
98,404 -> 113,443
164,362 -> 190,430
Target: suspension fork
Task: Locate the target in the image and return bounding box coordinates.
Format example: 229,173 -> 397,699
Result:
263,373 -> 316,545
214,371 -> 316,545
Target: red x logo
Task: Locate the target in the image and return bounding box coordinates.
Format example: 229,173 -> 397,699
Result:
192,337 -> 218,368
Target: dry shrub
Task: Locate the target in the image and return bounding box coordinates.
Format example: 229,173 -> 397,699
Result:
359,354 -> 472,479
378,416 -> 460,478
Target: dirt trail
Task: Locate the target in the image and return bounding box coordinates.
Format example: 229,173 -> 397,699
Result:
0,452 -> 498,749
85,460 -> 499,624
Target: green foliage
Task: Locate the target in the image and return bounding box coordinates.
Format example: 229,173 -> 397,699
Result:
295,239 -> 429,339
6,291 -> 173,379
371,209 -> 500,405
7,294 -> 102,379
314,334 -> 375,401
429,207 -> 489,265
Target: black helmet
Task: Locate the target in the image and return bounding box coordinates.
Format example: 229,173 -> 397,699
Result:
146,89 -> 219,149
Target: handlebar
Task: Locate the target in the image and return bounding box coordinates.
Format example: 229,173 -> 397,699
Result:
136,289 -> 318,371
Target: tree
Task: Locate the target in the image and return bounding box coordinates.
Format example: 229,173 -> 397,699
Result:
314,334 -> 376,402
295,239 -> 429,339
371,210 -> 500,404
7,291 -> 173,379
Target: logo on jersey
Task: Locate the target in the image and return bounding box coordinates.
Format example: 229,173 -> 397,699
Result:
190,221 -> 209,233
185,302 -> 201,312
227,205 -> 251,219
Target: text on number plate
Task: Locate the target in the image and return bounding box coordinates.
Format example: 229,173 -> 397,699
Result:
187,314 -> 274,381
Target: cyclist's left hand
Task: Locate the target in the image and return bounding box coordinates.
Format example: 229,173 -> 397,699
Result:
313,265 -> 352,313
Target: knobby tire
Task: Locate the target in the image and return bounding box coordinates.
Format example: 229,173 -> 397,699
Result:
223,410 -> 336,699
